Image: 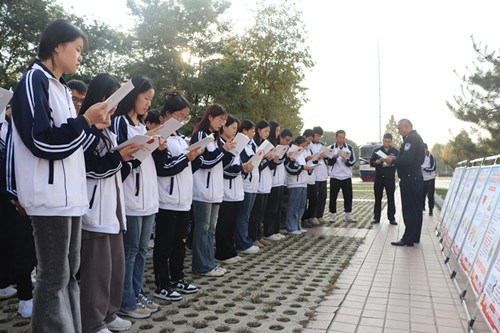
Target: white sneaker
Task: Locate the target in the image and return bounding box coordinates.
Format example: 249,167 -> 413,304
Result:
329,214 -> 336,222
0,285 -> 17,300
345,213 -> 357,223
198,266 -> 226,277
299,228 -> 307,233
239,245 -> 259,254
96,329 -> 112,333
318,217 -> 327,223
276,233 -> 286,239
220,256 -> 240,264
309,218 -> 319,226
18,299 -> 32,318
290,230 -> 302,235
266,234 -> 280,241
107,316 -> 131,331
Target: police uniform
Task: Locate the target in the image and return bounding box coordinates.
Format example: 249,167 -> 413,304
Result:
370,145 -> 399,223
422,152 -> 436,215
392,130 -> 425,245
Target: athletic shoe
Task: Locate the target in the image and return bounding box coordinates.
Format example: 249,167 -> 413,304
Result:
119,303 -> 151,319
154,287 -> 182,301
239,245 -> 259,254
265,234 -> 281,241
173,279 -> 198,294
290,230 -> 302,235
318,217 -> 327,224
219,256 -> 240,264
429,210 -> 433,216
198,266 -> 226,277
329,214 -> 336,222
107,316 -> 132,331
0,285 -> 17,300
137,292 -> 159,313
274,233 -> 286,239
309,217 -> 319,226
18,299 -> 32,318
345,214 -> 357,223
259,238 -> 271,246
253,240 -> 264,248
96,329 -> 112,333
301,220 -> 314,228
299,228 -> 307,233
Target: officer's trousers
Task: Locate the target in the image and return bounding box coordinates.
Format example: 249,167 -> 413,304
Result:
373,176 -> 396,222
400,175 -> 424,244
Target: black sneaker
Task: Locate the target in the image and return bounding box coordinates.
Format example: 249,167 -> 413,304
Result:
154,287 -> 182,301
172,279 -> 198,294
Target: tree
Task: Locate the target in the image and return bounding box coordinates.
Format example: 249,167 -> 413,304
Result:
447,38 -> 500,152
234,0 -> 314,133
384,114 -> 402,148
430,143 -> 449,176
441,129 -> 486,169
322,131 -> 336,146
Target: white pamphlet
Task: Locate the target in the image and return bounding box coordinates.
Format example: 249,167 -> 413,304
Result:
267,145 -> 289,159
249,140 -> 273,166
185,134 -> 215,152
375,150 -> 388,159
156,117 -> 185,139
312,146 -> 335,161
228,133 -> 250,156
113,134 -> 163,162
308,163 -> 322,170
288,145 -> 305,160
0,88 -> 13,115
105,79 -> 135,112
339,149 -> 351,160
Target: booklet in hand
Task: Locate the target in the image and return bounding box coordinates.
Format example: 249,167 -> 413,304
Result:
156,117 -> 185,139
339,149 -> 351,160
113,135 -> 163,162
249,140 -> 273,166
185,134 -> 215,152
105,79 -> 135,112
267,145 -> 288,159
228,133 -> 250,156
375,150 -> 388,159
312,146 -> 335,161
288,145 -> 305,160
0,88 -> 13,115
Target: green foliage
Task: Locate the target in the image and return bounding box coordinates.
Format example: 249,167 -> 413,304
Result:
430,143 -> 449,176
384,114 -> 402,148
441,129 -> 487,169
321,131 -> 336,146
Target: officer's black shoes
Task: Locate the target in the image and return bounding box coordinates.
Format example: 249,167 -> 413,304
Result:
391,240 -> 414,247
371,219 -> 380,224
389,220 -> 398,225
429,210 -> 433,216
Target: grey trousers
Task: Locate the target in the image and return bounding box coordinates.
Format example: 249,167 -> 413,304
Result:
80,232 -> 125,333
30,216 -> 82,333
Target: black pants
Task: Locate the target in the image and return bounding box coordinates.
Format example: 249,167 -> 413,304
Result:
400,175 -> 424,244
329,178 -> 353,213
314,181 -> 327,219
263,186 -> 285,236
302,183 -> 318,221
373,176 -> 396,222
153,209 -> 189,289
215,201 -> 241,260
423,179 -> 435,211
248,193 -> 269,241
0,195 -> 36,300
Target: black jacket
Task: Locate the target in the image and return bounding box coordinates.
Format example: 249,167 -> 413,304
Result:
370,145 -> 399,179
393,130 -> 425,178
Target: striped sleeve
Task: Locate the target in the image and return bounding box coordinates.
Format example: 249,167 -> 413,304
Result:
192,131 -> 226,169
152,149 -> 189,177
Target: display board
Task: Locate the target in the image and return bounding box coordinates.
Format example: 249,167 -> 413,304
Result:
439,166 -> 466,225
478,248 -> 500,333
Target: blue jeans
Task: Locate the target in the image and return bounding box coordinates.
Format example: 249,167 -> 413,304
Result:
234,192 -> 257,251
192,201 -> 220,274
30,216 -> 82,333
121,214 -> 155,311
286,187 -> 307,231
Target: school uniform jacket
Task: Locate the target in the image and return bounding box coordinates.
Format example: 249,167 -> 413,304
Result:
0,118 -> 16,201
304,147 -> 316,185
241,140 -> 260,194
191,131 -> 231,203
310,141 -> 328,182
326,143 -> 356,180
11,62 -> 99,216
82,129 -> 126,234
257,142 -> 276,194
153,132 -> 193,211
112,115 -> 159,216
221,137 -> 244,202
422,152 -> 437,181
285,150 -> 309,188
271,149 -> 287,188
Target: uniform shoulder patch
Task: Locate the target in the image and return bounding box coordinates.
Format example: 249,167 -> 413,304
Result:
404,143 -> 411,151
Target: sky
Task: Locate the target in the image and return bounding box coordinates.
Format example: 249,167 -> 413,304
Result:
58,0 -> 500,148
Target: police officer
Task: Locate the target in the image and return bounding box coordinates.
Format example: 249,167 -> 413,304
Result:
385,119 -> 425,246
421,143 -> 436,216
370,133 -> 399,225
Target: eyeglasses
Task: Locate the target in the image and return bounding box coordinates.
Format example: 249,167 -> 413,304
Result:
172,112 -> 191,123
72,96 -> 84,105
217,118 -> 226,125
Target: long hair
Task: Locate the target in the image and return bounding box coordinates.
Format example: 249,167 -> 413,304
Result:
238,120 -> 255,133
269,120 -> 280,146
160,88 -> 191,116
253,120 -> 271,146
80,73 -> 120,150
220,115 -> 239,140
113,75 -> 155,119
192,104 -> 227,146
30,19 -> 88,70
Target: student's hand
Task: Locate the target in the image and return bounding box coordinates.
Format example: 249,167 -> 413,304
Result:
274,155 -> 280,163
303,165 -> 310,171
384,157 -> 393,165
243,161 -> 254,173
421,166 -> 425,171
94,111 -> 113,130
186,147 -> 204,161
119,143 -> 142,162
222,140 -> 237,152
158,139 -> 168,151
145,127 -> 160,137
13,200 -> 26,216
286,152 -> 292,157
341,157 -> 347,163
84,102 -> 108,126
319,152 -> 327,160
333,153 -> 340,159
290,157 -> 296,162
305,155 -> 313,161
266,154 -> 274,161
375,159 -> 382,165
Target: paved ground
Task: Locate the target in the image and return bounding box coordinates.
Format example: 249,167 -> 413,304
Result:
0,180 -> 490,333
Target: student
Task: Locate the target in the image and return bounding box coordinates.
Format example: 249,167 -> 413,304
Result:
285,136 -> 311,234
10,19 -> 109,332
327,130 -> 357,223
215,115 -> 253,263
68,79 -> 87,115
234,120 -> 260,255
190,104 -> 236,277
145,109 -> 161,130
0,108 -> 36,319
79,74 -> 141,333
263,128 -> 292,240
422,143 -> 436,216
310,126 -> 328,223
248,120 -> 275,247
301,129 -> 318,228
112,75 -> 160,317
152,90 -> 203,301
